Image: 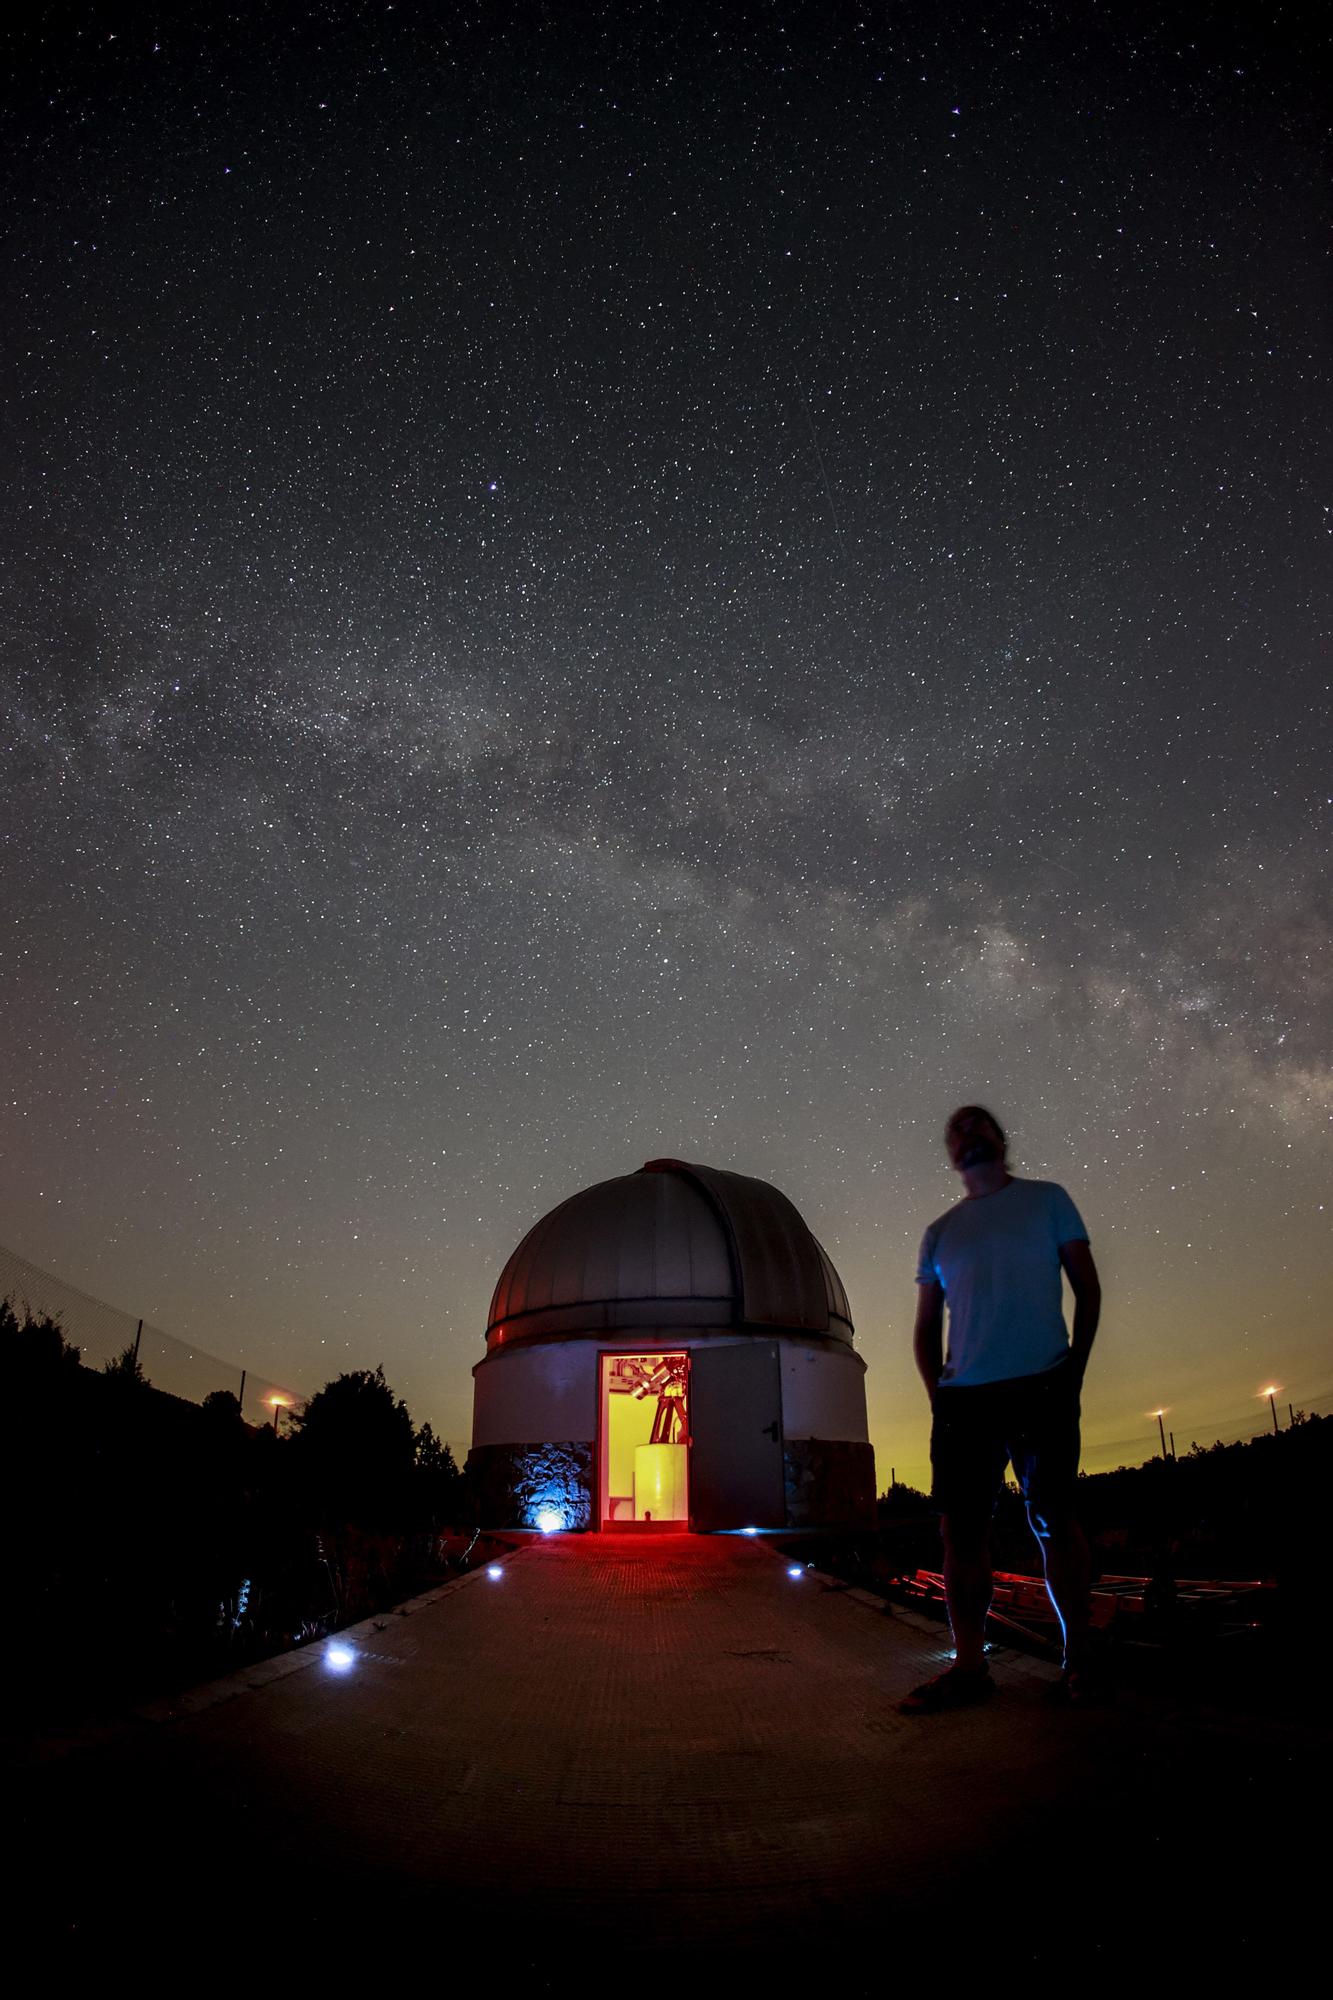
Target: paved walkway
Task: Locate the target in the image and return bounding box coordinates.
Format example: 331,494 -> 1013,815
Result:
21,1534 -> 1317,1978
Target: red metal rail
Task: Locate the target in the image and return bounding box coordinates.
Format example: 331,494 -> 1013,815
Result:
901,1567 -> 1273,1648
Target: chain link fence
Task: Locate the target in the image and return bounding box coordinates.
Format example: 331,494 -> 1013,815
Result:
0,1240 -> 305,1419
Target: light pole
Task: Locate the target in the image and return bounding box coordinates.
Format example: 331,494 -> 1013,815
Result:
1149,1409 -> 1169,1460
266,1393 -> 292,1438
1259,1386 -> 1281,1436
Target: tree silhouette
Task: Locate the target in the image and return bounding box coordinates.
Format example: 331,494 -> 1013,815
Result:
415,1422 -> 464,1526
294,1364 -> 416,1529
102,1342 -> 149,1388
3,1299 -> 82,1383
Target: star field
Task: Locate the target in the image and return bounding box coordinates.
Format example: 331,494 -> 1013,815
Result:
1,2 -> 1328,1482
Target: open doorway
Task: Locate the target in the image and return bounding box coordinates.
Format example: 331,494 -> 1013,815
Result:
599,1352 -> 690,1528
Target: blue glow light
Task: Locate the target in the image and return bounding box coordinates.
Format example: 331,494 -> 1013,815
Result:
325,1641 -> 356,1673
787,1565 -> 803,1579
740,1526 -> 760,1536
487,1564 -> 503,1580
534,1508 -> 563,1534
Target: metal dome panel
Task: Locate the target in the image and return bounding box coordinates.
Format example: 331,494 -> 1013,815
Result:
485,1160 -> 853,1349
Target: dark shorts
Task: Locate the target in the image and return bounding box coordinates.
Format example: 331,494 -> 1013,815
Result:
930,1358 -> 1082,1526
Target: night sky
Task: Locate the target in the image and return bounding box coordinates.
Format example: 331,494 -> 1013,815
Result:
3,2 -> 1328,1485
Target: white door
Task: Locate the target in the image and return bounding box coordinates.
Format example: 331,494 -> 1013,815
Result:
689,1341 -> 785,1530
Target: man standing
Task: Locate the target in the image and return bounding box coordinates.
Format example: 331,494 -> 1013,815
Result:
901,1105 -> 1102,1711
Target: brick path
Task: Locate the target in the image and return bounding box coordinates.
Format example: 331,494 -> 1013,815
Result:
21,1534 -> 1316,1978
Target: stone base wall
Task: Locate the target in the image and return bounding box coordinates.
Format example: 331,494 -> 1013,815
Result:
783,1438 -> 877,1529
466,1440 -> 594,1531
467,1436 -> 875,1533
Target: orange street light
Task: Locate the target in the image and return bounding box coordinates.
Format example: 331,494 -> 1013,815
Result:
1147,1409 -> 1169,1459
266,1392 -> 293,1438
1258,1386 -> 1282,1435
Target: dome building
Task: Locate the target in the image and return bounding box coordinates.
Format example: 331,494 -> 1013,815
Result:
468,1159 -> 876,1532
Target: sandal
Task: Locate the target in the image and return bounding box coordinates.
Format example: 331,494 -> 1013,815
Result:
899,1665 -> 995,1713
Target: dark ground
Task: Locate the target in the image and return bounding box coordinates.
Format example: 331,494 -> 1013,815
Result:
17,1531 -> 1324,1985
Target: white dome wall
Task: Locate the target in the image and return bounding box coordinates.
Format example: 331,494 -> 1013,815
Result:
472,1331 -> 869,1448
778,1339 -> 871,1442
472,1338 -> 599,1447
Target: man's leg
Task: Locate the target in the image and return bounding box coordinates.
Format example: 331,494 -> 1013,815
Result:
942,1510 -> 993,1673
902,1396 -> 1003,1709
1016,1365 -> 1092,1677
1028,1506 -> 1092,1670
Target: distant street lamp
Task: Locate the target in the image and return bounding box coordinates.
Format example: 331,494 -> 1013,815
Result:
1259,1386 -> 1281,1436
266,1393 -> 293,1438
1149,1409 -> 1169,1460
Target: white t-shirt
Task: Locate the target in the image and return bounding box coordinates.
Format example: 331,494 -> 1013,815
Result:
915,1177 -> 1089,1388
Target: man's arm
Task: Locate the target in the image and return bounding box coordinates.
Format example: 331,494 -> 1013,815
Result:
913,1279 -> 946,1401
1059,1239 -> 1101,1377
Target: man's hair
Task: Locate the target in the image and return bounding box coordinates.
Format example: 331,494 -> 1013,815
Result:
944,1104 -> 1007,1150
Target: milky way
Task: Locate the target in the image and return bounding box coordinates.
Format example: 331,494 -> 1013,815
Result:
2,2 -> 1328,1481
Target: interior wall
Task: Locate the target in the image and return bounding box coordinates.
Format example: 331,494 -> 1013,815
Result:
606,1373 -> 661,1504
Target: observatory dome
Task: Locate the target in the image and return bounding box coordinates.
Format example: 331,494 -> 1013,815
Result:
486,1158 -> 853,1351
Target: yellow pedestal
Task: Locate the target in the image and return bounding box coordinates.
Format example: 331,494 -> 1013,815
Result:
633,1442 -> 688,1522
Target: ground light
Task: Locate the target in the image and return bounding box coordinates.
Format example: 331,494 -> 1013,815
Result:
787,1566 -> 803,1579
486,1564 -> 503,1580
534,1508 -> 563,1534
325,1642 -> 356,1674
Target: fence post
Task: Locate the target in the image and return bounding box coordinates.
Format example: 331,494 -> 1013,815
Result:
238,1368 -> 246,1416
133,1319 -> 142,1363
